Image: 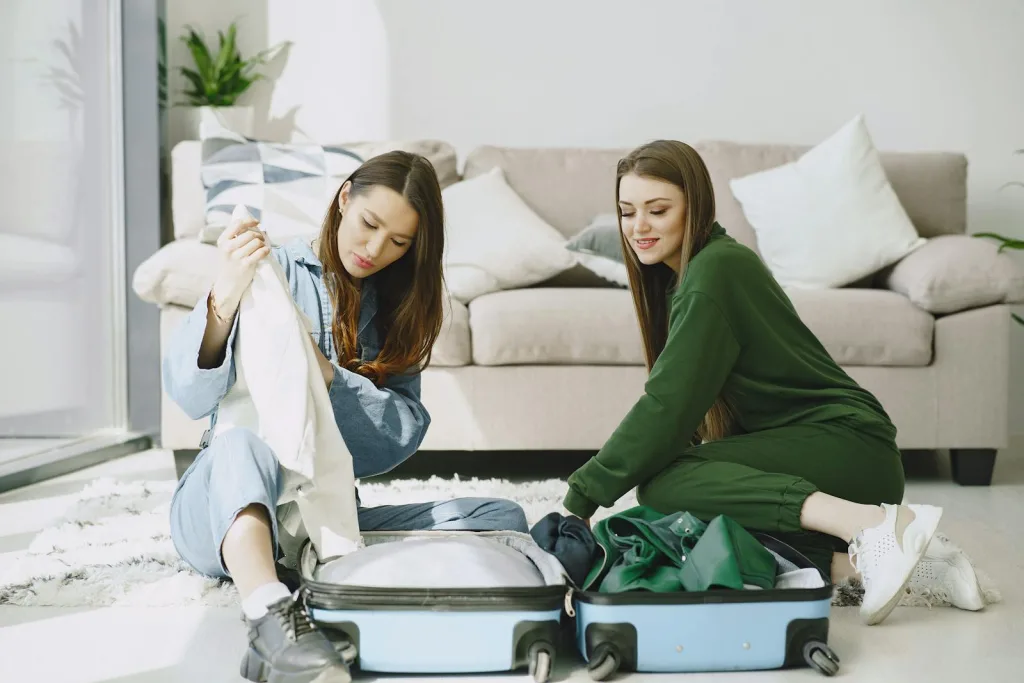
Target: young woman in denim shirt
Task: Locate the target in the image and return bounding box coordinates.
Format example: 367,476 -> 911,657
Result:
164,151 -> 528,683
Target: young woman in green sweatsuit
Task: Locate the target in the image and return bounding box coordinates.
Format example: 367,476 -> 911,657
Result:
562,140 -> 987,625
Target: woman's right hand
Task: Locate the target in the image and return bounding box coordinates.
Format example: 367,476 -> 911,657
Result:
210,213 -> 271,320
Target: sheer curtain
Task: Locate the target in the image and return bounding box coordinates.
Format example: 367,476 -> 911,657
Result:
0,0 -> 124,446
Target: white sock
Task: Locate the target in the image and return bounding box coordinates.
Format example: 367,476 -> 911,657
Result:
241,581 -> 292,620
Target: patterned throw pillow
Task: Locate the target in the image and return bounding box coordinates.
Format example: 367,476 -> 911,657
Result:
199,122 -> 363,245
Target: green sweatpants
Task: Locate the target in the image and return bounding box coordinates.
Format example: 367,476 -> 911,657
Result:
634,417 -> 906,575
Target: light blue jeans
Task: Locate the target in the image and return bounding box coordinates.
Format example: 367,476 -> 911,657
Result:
169,427 -> 530,578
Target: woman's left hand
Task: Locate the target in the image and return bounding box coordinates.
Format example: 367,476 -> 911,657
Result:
308,334 -> 334,388
563,508 -> 591,529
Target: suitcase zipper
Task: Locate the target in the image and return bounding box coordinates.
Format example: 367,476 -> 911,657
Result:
564,588 -> 576,618
303,583 -> 565,612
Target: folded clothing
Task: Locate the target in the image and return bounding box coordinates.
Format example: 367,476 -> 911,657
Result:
774,567 -> 826,590
586,506 -> 779,594
530,512 -> 598,587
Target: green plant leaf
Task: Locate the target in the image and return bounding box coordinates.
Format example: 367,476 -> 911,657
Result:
177,24 -> 285,104
178,67 -> 209,105
1013,313 -> 1024,326
217,60 -> 246,84
975,232 -> 1012,242
214,23 -> 238,78
974,232 -> 1024,252
182,26 -> 215,91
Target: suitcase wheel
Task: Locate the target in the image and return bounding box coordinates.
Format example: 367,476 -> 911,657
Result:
803,640 -> 840,677
528,641 -> 553,683
586,643 -> 620,682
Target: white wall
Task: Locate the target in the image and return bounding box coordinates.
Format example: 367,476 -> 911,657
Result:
169,0 -> 1024,433
165,0 -> 387,146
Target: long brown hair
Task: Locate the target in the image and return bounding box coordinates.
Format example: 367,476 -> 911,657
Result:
616,140 -> 733,443
316,150 -> 445,386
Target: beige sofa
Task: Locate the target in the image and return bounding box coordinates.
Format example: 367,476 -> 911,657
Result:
134,139 -> 1019,486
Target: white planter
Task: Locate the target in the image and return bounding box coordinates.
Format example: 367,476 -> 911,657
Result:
179,105 -> 255,141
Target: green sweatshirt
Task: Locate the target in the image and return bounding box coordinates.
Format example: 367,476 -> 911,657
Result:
563,223 -> 897,519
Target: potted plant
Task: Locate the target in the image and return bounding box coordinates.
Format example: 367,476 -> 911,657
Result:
977,151 -> 1024,326
177,22 -> 287,139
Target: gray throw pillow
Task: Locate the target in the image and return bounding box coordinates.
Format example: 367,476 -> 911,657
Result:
566,214 -> 628,287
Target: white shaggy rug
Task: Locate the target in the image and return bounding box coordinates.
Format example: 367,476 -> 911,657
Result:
0,476 -> 1000,609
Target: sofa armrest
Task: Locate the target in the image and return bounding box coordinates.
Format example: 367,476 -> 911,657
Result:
881,235 -> 1024,314
933,304 -> 1010,449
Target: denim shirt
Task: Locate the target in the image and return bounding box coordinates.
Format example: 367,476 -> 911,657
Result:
162,239 -> 430,478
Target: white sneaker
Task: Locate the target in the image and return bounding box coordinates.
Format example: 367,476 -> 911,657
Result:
906,533 -> 985,611
848,503 -> 943,625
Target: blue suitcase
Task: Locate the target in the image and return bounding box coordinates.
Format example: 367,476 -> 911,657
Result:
300,530 -> 570,683
570,534 -> 840,679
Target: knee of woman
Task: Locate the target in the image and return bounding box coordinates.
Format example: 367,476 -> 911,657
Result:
169,514 -> 230,580
207,428 -> 280,482
635,479 -> 661,510
486,499 -> 529,533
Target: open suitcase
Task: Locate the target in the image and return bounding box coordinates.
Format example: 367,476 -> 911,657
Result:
569,533 -> 840,679
299,530 -> 570,683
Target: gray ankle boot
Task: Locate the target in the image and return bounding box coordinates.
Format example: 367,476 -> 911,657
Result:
239,592 -> 352,683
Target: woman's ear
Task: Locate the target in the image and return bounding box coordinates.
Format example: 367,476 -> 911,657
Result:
337,181 -> 352,213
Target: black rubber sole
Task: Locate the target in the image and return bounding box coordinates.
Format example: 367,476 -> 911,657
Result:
239,647 -> 351,683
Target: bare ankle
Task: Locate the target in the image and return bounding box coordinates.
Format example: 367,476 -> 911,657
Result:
799,493 -> 888,545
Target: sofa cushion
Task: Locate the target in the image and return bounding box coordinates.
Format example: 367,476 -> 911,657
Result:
699,141 -> 967,256
463,146 -> 629,241
442,166 -> 575,303
464,143 -> 968,259
728,115 -> 926,289
433,297 -> 471,367
882,234 -> 1024,313
468,286 -> 932,368
469,288 -> 643,366
785,288 -> 934,366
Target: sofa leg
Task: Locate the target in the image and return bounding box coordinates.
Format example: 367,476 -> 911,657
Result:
950,449 -> 997,486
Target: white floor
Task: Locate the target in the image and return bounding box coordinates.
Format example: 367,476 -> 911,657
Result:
1,445 -> 1022,682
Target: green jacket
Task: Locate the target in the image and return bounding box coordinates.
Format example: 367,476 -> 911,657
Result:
583,506 -> 778,593
564,223 -> 895,519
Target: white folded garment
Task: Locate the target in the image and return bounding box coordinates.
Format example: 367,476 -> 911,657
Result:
774,568 -> 827,590
214,205 -> 361,562
315,536 -> 546,589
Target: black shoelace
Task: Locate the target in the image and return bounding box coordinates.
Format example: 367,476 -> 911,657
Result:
268,592 -> 318,642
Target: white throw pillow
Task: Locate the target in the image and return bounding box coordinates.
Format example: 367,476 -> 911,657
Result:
442,167 -> 575,303
729,115 -> 926,289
